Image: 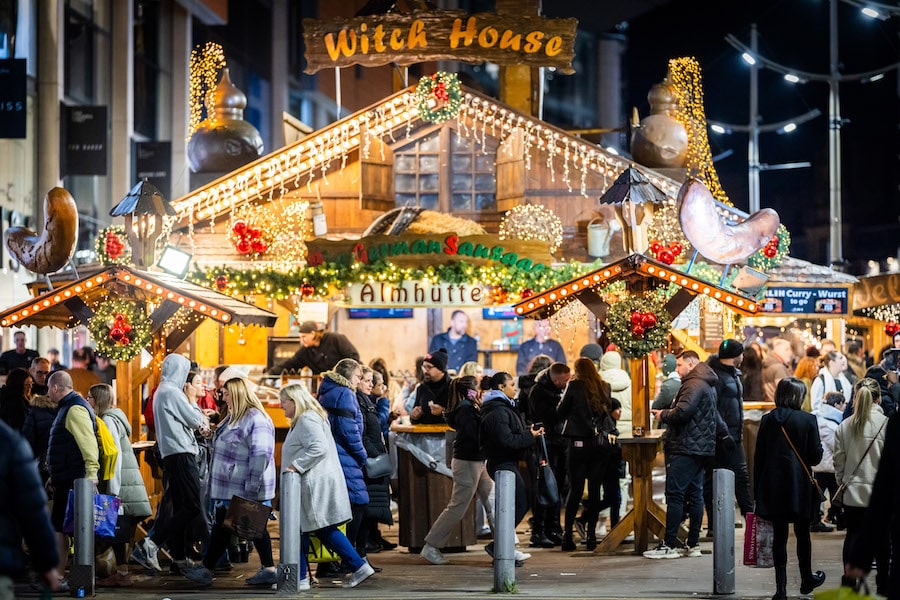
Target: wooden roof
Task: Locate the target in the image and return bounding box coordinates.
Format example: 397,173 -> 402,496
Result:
513,253 -> 760,321
0,264 -> 277,330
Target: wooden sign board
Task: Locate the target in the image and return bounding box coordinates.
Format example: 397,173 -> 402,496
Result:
851,273 -> 900,312
303,10 -> 578,74
306,234 -> 553,274
346,281 -> 485,307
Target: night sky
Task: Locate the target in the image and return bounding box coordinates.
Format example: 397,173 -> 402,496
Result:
555,0 -> 900,271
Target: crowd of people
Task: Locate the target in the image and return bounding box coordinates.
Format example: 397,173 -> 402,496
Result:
1,323 -> 899,599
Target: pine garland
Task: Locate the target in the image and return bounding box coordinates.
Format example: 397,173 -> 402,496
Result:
606,292 -> 672,359
747,224 -> 790,271
87,299 -> 152,361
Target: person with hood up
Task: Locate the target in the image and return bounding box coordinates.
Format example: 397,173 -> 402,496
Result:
753,377 -> 826,599
811,391 -> 846,532
315,358 -> 370,578
132,354 -> 211,585
88,384 -> 152,587
599,350 -> 632,523
648,351 -> 725,560
479,372 -> 539,566
703,340 -> 753,534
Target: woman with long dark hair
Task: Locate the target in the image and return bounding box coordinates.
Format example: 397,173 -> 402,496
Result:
0,367 -> 33,431
557,357 -> 613,551
754,377 -> 826,599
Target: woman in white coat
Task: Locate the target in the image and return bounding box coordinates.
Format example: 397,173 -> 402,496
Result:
279,384 -> 374,589
810,351 -> 852,413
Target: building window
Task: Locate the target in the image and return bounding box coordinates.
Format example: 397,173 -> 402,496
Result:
394,127 -> 497,214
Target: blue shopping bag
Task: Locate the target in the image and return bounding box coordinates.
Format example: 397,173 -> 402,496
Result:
62,489 -> 120,537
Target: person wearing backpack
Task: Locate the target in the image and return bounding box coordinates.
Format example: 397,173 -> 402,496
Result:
45,370 -> 100,591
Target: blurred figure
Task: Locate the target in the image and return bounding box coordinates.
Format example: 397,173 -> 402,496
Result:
793,352 -> 821,413
0,331 -> 39,375
516,354 -> 553,420
64,347 -> 100,399
0,368 -> 33,431
47,348 -> 67,373
279,384 -> 374,589
844,341 -> 866,384
741,342 -> 766,404
92,354 -> 116,385
269,321 -> 359,375
763,339 -> 795,404
29,357 -> 51,397
811,391 -> 845,532
428,310 -> 477,373
516,319 -> 566,377
810,351 -> 852,413
0,420 -> 61,595
651,353 -> 680,427
22,363 -> 58,484
88,384 -> 151,587
753,377 -> 826,599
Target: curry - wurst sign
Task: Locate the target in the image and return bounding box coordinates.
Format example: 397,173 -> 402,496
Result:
303,10 -> 577,74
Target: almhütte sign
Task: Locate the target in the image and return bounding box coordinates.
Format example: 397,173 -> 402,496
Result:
303,10 -> 577,74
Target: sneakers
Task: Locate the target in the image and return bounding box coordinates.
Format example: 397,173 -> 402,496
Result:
514,550 -> 532,561
131,538 -> 162,572
182,565 -> 214,586
247,567 -> 278,586
681,545 -> 702,558
96,571 -> 133,587
810,521 -> 835,533
800,570 -> 826,594
342,562 -> 375,588
643,542 -> 683,559
420,543 -> 449,565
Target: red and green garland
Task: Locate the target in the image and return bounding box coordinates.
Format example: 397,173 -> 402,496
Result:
416,72 -> 462,124
87,299 -> 152,361
748,224 -> 790,272
606,292 -> 672,359
94,226 -> 131,265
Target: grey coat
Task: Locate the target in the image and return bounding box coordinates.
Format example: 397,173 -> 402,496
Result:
102,408 -> 152,517
281,410 -> 352,532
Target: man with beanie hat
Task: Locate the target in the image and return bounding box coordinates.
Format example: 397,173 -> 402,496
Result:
410,349 -> 450,425
268,321 -> 360,375
703,340 -> 753,534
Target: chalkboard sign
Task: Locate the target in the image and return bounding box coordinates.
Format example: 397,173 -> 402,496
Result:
759,285 -> 849,316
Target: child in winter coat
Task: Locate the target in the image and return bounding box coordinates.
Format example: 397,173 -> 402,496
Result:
812,391 -> 846,531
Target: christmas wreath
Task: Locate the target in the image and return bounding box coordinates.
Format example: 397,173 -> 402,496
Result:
748,224 -> 790,271
416,72 -> 462,124
94,226 -> 131,265
87,298 -> 152,361
606,292 -> 672,359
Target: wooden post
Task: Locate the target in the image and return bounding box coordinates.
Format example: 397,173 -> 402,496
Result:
496,0 -> 539,117
629,357 -> 651,437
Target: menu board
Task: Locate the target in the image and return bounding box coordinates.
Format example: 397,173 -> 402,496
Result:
759,285 -> 849,316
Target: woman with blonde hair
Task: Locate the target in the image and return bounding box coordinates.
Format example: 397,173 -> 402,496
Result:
87,384 -> 151,587
195,377 -> 277,587
834,377 -> 889,594
280,384 -> 374,589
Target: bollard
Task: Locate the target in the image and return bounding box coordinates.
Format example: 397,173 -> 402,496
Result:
492,469 -> 515,593
277,471 -> 302,595
69,478 -> 94,597
712,468 -> 735,595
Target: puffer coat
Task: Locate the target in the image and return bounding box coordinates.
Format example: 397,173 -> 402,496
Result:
317,371 -> 368,505
657,362 -> 720,457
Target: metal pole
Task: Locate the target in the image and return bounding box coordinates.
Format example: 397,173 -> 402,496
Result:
827,0 -> 844,267
712,469 -> 735,595
277,471 -> 302,595
69,478 -> 94,597
334,67 -> 342,121
492,469 -> 516,593
748,24 -> 761,214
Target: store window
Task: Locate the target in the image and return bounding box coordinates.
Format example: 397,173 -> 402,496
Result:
394,127 -> 497,214
133,0 -> 171,139
64,0 -> 111,104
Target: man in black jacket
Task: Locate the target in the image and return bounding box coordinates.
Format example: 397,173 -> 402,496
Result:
268,321 -> 360,374
527,363 -> 571,547
409,349 -> 450,425
649,350 -> 721,559
703,339 -> 754,532
480,372 -> 542,565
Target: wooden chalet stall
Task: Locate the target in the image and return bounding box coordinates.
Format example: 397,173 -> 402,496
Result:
513,253 -> 759,554
0,264 -> 277,505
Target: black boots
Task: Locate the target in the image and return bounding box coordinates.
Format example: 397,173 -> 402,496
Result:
560,533 -> 576,552
772,565 -> 787,600
800,570 -> 826,594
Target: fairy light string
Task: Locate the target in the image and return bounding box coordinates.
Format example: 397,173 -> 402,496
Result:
188,42 -> 227,140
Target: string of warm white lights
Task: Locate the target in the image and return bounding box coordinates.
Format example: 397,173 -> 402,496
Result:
188,42 -> 227,140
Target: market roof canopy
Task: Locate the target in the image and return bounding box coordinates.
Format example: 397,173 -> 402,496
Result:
513,253 -> 760,321
0,265 -> 277,330
598,167 -> 668,207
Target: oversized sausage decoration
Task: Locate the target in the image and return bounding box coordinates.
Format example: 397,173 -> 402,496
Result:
5,187 -> 79,274
677,178 -> 780,265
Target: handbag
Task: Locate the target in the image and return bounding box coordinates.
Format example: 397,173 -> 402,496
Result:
308,524 -> 347,563
755,515 -> 774,568
62,490 -> 120,537
743,511 -> 758,566
364,452 -> 392,479
780,424 -> 826,503
591,410 -> 620,454
832,419 -> 887,511
534,433 -> 560,508
222,496 -> 271,540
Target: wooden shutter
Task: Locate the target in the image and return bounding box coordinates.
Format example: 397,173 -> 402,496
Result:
360,133 -> 395,211
495,128 -> 525,212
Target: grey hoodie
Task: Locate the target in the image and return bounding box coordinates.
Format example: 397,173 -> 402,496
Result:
153,354 -> 205,458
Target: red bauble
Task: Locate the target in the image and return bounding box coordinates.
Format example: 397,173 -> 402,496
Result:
215,275 -> 228,291
236,238 -> 252,255
670,242 -> 683,256
630,311 -> 643,325
114,313 -> 125,321
251,240 -> 268,255
109,328 -> 124,341
120,336 -> 130,345
657,249 -> 675,265
650,240 -> 663,254
641,312 -> 657,329
247,228 -> 262,241
631,324 -> 645,338
300,283 -> 315,298
232,220 -> 248,236
122,324 -> 132,333
763,247 -> 777,258
520,288 -> 535,299
885,321 -> 900,337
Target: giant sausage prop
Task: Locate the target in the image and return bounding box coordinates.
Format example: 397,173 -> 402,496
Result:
5,187 -> 79,274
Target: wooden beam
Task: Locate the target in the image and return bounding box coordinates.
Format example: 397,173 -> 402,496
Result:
664,288 -> 697,319
149,300 -> 182,331
165,322 -> 203,354
63,297 -> 93,325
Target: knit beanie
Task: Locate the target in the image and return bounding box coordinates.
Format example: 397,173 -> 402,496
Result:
424,348 -> 449,373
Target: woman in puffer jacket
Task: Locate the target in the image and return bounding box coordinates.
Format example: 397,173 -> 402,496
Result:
316,358 -> 369,571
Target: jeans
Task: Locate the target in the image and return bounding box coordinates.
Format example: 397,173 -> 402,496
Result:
301,525 -> 365,580
664,453 -> 707,547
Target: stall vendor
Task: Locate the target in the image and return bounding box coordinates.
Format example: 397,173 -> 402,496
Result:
269,321 -> 360,375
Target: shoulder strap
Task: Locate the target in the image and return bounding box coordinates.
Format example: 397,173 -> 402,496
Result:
780,423 -> 815,482
843,418 -> 888,480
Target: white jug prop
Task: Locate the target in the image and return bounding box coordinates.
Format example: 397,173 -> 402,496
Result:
587,217 -> 617,258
